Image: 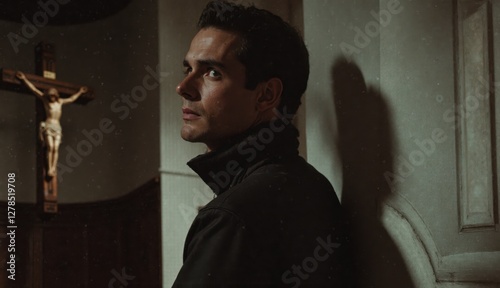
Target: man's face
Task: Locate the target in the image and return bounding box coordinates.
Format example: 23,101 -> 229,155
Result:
46,88 -> 59,102
177,27 -> 262,151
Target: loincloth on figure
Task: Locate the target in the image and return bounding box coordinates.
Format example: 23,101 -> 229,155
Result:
39,121 -> 62,143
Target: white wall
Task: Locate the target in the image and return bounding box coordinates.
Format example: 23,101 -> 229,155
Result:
304,0 -> 500,287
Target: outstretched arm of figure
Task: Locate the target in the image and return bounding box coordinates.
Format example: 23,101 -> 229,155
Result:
61,86 -> 88,104
16,71 -> 44,98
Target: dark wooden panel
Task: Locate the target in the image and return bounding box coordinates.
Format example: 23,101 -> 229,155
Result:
0,177 -> 161,288
43,226 -> 88,287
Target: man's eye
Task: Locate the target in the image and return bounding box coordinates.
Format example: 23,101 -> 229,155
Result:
207,69 -> 221,78
183,68 -> 192,75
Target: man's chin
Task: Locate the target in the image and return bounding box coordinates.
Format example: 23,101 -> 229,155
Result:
180,133 -> 197,143
180,135 -> 199,143
180,126 -> 202,143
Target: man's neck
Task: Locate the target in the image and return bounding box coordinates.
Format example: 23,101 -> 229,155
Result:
204,117 -> 273,153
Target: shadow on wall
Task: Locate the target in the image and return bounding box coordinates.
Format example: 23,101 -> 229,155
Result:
332,58 -> 415,288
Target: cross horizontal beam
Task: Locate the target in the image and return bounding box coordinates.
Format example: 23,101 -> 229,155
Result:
0,68 -> 94,104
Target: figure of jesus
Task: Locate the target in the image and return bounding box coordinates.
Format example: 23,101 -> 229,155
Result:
16,71 -> 88,178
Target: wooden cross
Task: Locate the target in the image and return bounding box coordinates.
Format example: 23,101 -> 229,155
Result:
0,42 -> 94,214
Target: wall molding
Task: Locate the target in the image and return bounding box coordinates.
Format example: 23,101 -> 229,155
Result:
382,193 -> 500,287
454,0 -> 496,231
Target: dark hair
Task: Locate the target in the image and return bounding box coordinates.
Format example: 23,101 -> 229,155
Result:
198,0 -> 309,115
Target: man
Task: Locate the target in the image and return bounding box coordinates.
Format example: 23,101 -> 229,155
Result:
16,71 -> 87,178
173,1 -> 346,287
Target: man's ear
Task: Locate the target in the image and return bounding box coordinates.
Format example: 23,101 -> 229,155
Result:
256,77 -> 282,112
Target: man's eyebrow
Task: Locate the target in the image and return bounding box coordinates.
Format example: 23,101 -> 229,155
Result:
183,59 -> 226,69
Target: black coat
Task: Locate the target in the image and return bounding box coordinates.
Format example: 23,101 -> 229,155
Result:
173,121 -> 346,288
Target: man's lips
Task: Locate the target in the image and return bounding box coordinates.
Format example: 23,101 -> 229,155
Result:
182,108 -> 201,120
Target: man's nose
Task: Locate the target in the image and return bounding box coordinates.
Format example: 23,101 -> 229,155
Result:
176,75 -> 198,100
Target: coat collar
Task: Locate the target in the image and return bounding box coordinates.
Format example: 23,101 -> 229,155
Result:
187,120 -> 300,195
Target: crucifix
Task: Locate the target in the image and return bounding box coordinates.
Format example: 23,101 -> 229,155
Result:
0,42 -> 94,214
